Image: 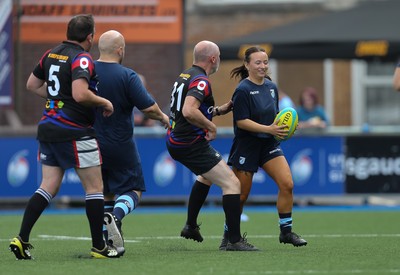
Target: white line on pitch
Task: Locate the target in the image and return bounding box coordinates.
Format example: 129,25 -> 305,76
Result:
0,233 -> 399,243
238,269 -> 400,274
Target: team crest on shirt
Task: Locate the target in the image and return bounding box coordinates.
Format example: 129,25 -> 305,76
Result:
197,80 -> 206,91
80,57 -> 89,69
239,156 -> 246,165
270,89 -> 275,98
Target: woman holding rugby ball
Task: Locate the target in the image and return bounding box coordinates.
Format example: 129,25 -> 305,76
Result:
219,46 -> 307,250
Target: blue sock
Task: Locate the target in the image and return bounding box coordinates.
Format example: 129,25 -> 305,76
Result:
279,212 -> 293,235
113,191 -> 139,221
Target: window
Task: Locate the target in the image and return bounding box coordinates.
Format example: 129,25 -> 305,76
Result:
352,60 -> 398,126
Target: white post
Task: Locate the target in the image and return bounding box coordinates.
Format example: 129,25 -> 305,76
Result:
324,59 -> 334,125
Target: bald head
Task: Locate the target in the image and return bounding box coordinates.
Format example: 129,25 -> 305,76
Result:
98,30 -> 125,63
193,40 -> 220,75
193,40 -> 219,63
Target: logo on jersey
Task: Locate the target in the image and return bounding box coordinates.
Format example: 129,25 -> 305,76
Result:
197,80 -> 206,91
48,53 -> 69,61
239,156 -> 246,165
270,89 -> 275,98
179,73 -> 190,80
45,99 -> 64,109
80,57 -> 89,69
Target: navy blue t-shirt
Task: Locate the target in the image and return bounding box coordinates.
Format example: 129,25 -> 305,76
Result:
94,61 -> 155,168
232,78 -> 279,139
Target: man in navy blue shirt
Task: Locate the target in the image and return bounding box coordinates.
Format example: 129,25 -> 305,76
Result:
94,30 -> 169,255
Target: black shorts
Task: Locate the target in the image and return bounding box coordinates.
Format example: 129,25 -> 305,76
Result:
228,136 -> 283,173
38,136 -> 101,169
167,139 -> 222,175
101,166 -> 146,195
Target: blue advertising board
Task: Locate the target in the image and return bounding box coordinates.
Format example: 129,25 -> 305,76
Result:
137,136 -> 345,198
0,137 -> 39,198
281,136 -> 344,195
0,135 -> 345,199
0,138 -> 85,198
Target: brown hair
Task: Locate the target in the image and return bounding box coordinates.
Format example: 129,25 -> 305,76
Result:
67,14 -> 95,43
299,87 -> 319,106
230,46 -> 266,81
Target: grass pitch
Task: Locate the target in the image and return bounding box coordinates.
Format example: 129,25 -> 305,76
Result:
1,206 -> 399,275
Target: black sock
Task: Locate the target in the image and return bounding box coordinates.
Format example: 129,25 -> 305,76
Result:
223,223 -> 229,238
186,180 -> 210,226
222,194 -> 241,243
19,189 -> 52,242
86,193 -> 105,250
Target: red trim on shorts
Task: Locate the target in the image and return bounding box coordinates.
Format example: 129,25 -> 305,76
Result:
96,138 -> 103,165
72,140 -> 80,167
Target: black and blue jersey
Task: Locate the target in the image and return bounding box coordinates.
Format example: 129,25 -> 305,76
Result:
33,41 -> 98,142
167,65 -> 215,147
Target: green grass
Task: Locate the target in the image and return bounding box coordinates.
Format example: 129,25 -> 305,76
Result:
1,208 -> 399,274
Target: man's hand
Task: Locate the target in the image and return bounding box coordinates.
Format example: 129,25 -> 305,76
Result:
205,127 -> 217,141
102,99 -> 114,117
215,100 -> 233,116
160,113 -> 171,129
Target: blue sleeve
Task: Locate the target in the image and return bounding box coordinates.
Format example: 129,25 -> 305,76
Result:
232,88 -> 250,121
127,72 -> 156,110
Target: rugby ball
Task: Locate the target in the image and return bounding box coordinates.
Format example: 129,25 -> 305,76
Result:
274,107 -> 298,141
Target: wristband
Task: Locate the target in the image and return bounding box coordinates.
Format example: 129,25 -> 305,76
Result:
215,107 -> 220,116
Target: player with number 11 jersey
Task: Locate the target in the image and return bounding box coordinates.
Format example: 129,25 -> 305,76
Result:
167,65 -> 215,147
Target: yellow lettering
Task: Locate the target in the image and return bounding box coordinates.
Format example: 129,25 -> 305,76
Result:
48,53 -> 69,61
179,73 -> 190,79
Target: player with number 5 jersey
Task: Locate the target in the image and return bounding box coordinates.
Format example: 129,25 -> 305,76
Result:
33,31 -> 101,142
9,14 -> 121,260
